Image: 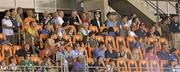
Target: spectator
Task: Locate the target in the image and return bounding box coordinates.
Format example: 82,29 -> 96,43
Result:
8,57 -> 17,71
105,43 -> 118,59
68,10 -> 82,29
119,15 -> 128,29
56,10 -> 64,26
94,56 -> 107,72
93,43 -> 106,61
90,11 -> 103,29
40,11 -> 51,26
106,59 -> 117,72
23,9 -> 36,27
105,12 -> 116,27
2,10 -> 14,44
81,12 -> 90,27
127,13 -> 137,27
26,21 -> 39,37
157,45 -> 170,60
134,23 -> 146,39
15,7 -> 23,26
0,61 -> 8,71
145,47 -> 159,61
69,43 -> 84,58
16,44 -> 31,58
21,54 -> 35,70
72,56 -> 86,72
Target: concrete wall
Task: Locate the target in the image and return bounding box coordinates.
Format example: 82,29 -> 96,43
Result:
83,0 -> 109,22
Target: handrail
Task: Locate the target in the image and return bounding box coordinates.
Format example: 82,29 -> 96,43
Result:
168,1 -> 177,9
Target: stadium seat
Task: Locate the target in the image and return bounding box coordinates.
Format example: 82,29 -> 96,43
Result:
105,36 -> 116,50
35,25 -> 43,31
158,37 -> 168,49
128,59 -> 138,72
12,45 -> 22,56
117,58 -> 127,72
95,35 -> 104,42
73,34 -> 83,43
113,26 -> 120,33
150,60 -> 160,72
100,26 -> 108,32
89,26 -> 99,33
139,60 -> 150,72
1,44 -> 13,64
0,33 -> 7,40
126,36 -> 136,50
124,48 -> 132,59
116,36 -> 126,52
160,60 -> 169,72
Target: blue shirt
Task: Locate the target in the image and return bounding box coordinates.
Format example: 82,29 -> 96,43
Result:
106,21 -> 116,27
93,48 -> 105,60
41,29 -> 50,35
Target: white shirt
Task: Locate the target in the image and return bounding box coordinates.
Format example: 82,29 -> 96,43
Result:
97,21 -> 100,27
56,16 -> 64,25
2,17 -> 14,35
129,31 -> 137,37
127,19 -> 132,27
69,50 -> 83,58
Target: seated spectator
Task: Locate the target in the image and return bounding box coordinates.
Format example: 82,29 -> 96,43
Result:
134,23 -> 146,39
8,57 -> 17,71
106,59 -> 117,72
72,56 -> 86,72
87,32 -> 98,47
93,43 -> 106,61
105,43 -> 118,59
169,48 -> 178,62
157,45 -> 170,60
21,54 -> 35,69
69,43 -> 84,58
16,44 -> 31,58
94,56 -> 107,72
146,47 -> 159,61
26,21 -> 39,37
68,10 -> 82,29
0,61 -> 8,71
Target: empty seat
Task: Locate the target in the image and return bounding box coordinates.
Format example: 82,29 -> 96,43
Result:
116,36 -> 126,52
117,58 -> 128,72
139,60 -> 150,72
128,59 -> 138,72
89,26 -> 99,33
73,34 -> 83,43
105,36 -> 116,50
150,60 -> 160,72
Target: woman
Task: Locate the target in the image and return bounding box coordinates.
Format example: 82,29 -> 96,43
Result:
81,12 -> 89,27
94,56 -> 107,72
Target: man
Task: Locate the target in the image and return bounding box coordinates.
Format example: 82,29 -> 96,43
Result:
105,12 -> 117,27
105,43 -> 118,59
69,43 -> 84,58
15,7 -> 23,26
40,11 -> 51,26
2,10 -> 14,44
10,9 -> 19,44
134,23 -> 146,39
56,10 -> 64,26
23,9 -> 36,28
93,43 -> 106,61
68,10 -> 82,29
127,13 -> 137,27
90,11 -> 103,29
157,45 -> 170,60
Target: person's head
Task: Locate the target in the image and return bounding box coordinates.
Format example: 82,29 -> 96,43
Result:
89,32 -> 96,38
9,9 -> 16,17
106,12 -> 113,20
52,12 -> 58,18
121,15 -> 128,23
27,9 -> 34,17
107,43 -> 112,50
17,7 -> 23,15
43,11 -> 49,17
111,12 -> 118,21
58,10 -> 64,17
109,59 -> 115,66
108,27 -> 114,33
130,26 -> 136,31
130,13 -> 137,19
24,44 -> 30,51
95,11 -> 100,18
72,10 -> 78,17
81,12 -> 87,19
9,57 -> 14,64
162,45 -> 170,53
26,54 -> 31,60
97,56 -> 103,62
4,10 -> 10,16
51,33 -> 57,39
140,23 -> 145,30
132,17 -> 140,24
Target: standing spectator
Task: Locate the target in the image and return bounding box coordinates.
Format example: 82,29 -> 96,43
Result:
15,7 -> 23,26
2,10 -> 14,43
127,13 -> 137,27
90,11 -> 103,29
134,23 -> 146,39
40,11 -> 51,26
68,10 -> 82,29
56,10 -> 64,26
81,12 -> 90,27
105,12 -> 116,27
10,9 -> 19,44
23,9 -> 36,28
119,15 -> 128,29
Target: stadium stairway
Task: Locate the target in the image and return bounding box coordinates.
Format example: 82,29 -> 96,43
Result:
108,0 -> 157,25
